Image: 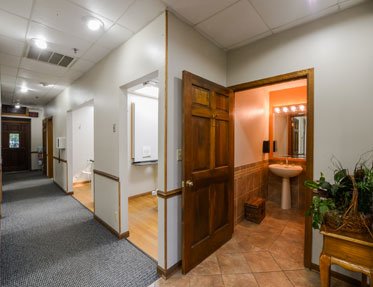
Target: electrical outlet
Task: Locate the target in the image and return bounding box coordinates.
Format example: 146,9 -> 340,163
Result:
177,149 -> 182,161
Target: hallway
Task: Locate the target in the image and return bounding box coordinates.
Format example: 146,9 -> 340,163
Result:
0,171 -> 158,287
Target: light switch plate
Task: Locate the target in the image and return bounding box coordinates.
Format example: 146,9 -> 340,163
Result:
177,149 -> 182,161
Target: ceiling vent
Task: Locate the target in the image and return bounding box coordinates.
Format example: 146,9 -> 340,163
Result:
26,45 -> 75,68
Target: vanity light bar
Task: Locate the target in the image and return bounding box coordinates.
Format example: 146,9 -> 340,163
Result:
273,104 -> 306,114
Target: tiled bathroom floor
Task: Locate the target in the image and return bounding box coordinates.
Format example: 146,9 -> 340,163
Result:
149,201 -> 357,287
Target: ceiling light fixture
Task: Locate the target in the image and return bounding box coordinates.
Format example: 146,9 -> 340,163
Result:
20,86 -> 28,93
40,82 -> 53,87
84,16 -> 104,31
33,38 -> 48,49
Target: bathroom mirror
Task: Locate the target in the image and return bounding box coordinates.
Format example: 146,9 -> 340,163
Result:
273,107 -> 307,159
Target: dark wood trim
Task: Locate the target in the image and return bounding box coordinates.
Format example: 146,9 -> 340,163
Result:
118,231 -> 130,240
128,191 -> 152,199
31,151 -> 39,154
157,188 -> 182,199
66,191 -> 73,195
229,68 -> 314,269
93,169 -> 119,182
157,261 -> 181,279
53,156 -> 67,163
94,214 -> 127,240
310,263 -> 361,286
164,10 -> 169,271
229,69 -> 312,92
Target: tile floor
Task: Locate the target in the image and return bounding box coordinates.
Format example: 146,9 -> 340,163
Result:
149,201 -> 357,287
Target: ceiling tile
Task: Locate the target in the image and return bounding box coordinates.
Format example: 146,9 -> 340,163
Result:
117,0 -> 165,32
96,24 -> 133,50
81,44 -> 110,62
272,5 -> 339,34
1,65 -> 18,77
20,58 -> 67,76
32,0 -> 114,42
62,70 -> 84,83
250,0 -> 338,29
227,30 -> 272,50
163,0 -> 238,25
196,0 -> 269,48
68,0 -> 135,21
1,74 -> 17,86
339,0 -> 368,10
0,52 -> 21,67
27,21 -> 92,58
0,35 -> 25,57
0,0 -> 33,18
18,68 -> 59,84
0,9 -> 29,41
69,58 -> 95,72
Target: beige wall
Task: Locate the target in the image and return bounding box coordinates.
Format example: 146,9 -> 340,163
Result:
164,12 -> 227,269
45,13 -> 166,239
235,87 -> 269,167
227,3 -> 373,276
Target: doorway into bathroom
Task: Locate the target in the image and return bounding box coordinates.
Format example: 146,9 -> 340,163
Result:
229,69 -> 314,269
124,74 -> 159,261
68,101 -> 95,212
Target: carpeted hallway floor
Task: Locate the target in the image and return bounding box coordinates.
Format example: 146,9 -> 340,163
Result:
0,171 -> 159,287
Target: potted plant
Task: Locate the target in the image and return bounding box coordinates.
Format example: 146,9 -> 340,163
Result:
305,153 -> 373,237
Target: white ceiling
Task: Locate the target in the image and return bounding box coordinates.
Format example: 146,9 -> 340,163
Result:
0,0 -> 369,106
0,0 -> 165,106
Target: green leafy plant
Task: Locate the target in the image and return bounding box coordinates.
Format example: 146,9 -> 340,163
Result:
305,152 -> 373,230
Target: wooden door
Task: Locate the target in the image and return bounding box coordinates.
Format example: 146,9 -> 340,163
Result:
42,119 -> 47,175
182,71 -> 234,274
2,117 -> 31,172
46,118 -> 53,178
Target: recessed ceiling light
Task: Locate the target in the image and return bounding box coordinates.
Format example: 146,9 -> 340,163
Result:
84,16 -> 104,31
20,86 -> 28,93
33,38 -> 48,50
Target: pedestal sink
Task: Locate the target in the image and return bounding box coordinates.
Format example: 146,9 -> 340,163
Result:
269,164 -> 303,210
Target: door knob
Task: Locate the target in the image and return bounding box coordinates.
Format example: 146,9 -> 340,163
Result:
186,180 -> 194,187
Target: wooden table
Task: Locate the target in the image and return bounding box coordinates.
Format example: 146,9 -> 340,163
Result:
320,226 -> 373,287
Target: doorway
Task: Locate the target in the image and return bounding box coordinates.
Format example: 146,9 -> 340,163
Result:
230,69 -> 314,268
124,74 -> 159,260
42,117 -> 53,178
2,117 -> 31,172
181,69 -> 314,274
68,102 -> 94,212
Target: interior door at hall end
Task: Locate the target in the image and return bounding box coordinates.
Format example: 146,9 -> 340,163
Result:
182,71 -> 234,274
2,117 -> 31,172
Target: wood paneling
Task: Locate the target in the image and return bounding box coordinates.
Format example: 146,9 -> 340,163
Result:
43,117 -> 53,178
182,71 -> 234,274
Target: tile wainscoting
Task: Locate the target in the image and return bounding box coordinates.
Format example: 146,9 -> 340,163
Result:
234,161 -> 269,224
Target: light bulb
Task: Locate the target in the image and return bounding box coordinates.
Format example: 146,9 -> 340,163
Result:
33,38 -> 47,49
282,107 -> 289,113
20,86 -> 28,93
86,18 -> 103,31
290,106 -> 297,112
274,107 -> 281,113
299,105 -> 305,111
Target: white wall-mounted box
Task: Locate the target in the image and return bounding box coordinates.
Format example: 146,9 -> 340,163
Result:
56,137 -> 66,149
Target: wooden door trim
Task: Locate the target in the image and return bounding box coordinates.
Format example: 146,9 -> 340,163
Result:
229,68 -> 314,268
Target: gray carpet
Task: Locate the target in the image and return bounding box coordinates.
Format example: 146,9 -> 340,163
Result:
1,171 -> 159,287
